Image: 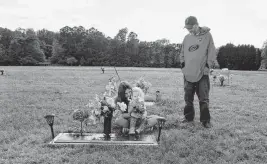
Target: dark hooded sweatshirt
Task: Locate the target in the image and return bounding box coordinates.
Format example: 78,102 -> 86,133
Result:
180,27 -> 216,82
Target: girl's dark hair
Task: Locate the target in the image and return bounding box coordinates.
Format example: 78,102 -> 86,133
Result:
116,81 -> 132,107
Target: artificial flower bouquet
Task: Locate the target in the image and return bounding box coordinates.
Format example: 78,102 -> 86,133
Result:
72,108 -> 90,135
83,76 -> 118,124
72,108 -> 89,122
117,102 -> 127,112
134,77 -> 152,95
105,77 -> 117,97
100,96 -> 116,118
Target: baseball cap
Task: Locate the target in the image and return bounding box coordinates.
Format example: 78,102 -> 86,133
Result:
184,16 -> 198,29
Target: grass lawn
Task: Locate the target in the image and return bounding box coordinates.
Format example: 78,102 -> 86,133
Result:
0,66 -> 267,164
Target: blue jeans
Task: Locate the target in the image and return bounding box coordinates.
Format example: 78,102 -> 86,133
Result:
183,75 -> 210,122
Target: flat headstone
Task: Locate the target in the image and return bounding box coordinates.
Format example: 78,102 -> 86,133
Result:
49,133 -> 158,146
144,102 -> 155,106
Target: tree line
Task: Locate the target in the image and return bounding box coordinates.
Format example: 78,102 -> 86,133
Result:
0,26 -> 266,70
217,43 -> 262,70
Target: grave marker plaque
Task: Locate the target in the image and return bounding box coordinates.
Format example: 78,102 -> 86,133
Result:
50,133 -> 158,146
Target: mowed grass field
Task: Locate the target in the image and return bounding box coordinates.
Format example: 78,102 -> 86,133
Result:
1,66 -> 267,164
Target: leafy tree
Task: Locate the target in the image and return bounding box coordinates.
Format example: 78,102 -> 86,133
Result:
37,29 -> 57,59
19,56 -> 38,65
8,36 -> 45,65
80,56 -> 86,66
50,39 -> 66,64
217,43 -> 261,70
114,28 -> 128,43
260,40 -> 267,69
13,28 -> 26,38
25,28 -> 36,38
0,27 -> 13,50
0,25 -> 263,69
0,44 -> 8,65
66,57 -> 77,66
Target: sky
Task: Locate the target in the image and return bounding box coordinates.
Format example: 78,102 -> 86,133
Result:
0,0 -> 266,48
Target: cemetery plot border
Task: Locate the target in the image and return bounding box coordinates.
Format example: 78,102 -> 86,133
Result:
49,133 -> 159,146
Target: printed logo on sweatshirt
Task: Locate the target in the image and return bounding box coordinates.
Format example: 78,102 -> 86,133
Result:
188,44 -> 199,52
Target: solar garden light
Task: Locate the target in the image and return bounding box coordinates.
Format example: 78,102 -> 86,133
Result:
44,114 -> 55,139
157,118 -> 166,142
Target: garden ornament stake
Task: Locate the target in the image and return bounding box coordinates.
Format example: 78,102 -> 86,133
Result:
106,82 -> 113,97
44,114 -> 55,139
80,121 -> 83,136
157,118 -> 166,142
114,67 -> 121,82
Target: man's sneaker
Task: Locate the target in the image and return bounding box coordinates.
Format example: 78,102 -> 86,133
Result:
202,121 -> 212,128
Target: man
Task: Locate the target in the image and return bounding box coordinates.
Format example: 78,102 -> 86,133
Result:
180,16 -> 216,128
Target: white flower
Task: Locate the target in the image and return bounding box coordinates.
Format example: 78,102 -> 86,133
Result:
103,106 -> 109,113
89,115 -> 97,125
105,97 -> 115,108
89,110 -> 101,125
117,102 -> 127,112
103,92 -> 107,97
94,109 -> 101,117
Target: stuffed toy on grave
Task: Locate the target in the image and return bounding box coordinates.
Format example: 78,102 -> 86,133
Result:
76,77 -> 166,138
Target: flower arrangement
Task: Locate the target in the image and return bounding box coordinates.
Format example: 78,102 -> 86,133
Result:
134,77 -> 152,95
105,77 -> 117,97
85,95 -> 102,125
100,97 -> 116,117
84,94 -> 115,125
79,77 -> 119,126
